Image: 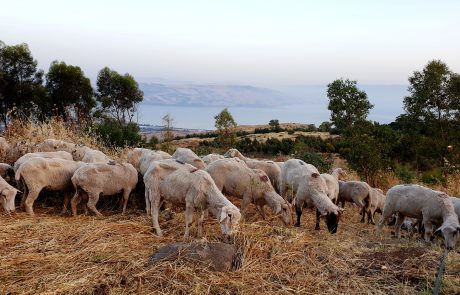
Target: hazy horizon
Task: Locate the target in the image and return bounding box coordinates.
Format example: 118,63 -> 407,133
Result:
2,1 -> 459,87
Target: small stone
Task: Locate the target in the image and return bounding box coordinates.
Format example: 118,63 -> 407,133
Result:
381,265 -> 388,270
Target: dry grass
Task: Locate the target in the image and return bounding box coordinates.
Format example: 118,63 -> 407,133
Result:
1,119 -> 460,294
1,205 -> 459,295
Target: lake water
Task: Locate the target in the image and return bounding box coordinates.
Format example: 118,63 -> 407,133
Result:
137,103 -> 331,130
137,101 -> 402,130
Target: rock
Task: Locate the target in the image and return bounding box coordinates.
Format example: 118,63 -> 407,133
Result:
149,242 -> 238,272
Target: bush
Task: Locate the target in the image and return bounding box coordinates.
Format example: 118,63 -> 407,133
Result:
94,119 -> 142,147
394,164 -> 417,183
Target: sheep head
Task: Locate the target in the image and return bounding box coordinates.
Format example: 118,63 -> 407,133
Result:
219,206 -> 241,236
435,223 -> 460,250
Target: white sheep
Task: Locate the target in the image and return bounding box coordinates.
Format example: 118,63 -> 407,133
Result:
450,197 -> 460,222
338,180 -> 373,223
70,162 -> 138,216
6,140 -> 36,163
223,148 -> 248,162
127,148 -> 171,173
143,159 -> 195,215
15,157 -> 85,215
14,151 -> 73,172
377,184 -> 460,250
364,188 -> 386,224
201,153 -> 224,165
149,164 -> 241,238
172,148 -> 206,169
81,149 -> 111,163
246,160 -> 282,193
0,175 -> 20,213
206,158 -> 292,225
280,159 -> 343,233
320,168 -> 347,204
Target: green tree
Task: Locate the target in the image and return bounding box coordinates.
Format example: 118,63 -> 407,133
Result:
318,121 -> 332,132
404,60 -> 460,143
269,119 -> 281,131
327,79 -> 373,132
0,41 -> 46,127
214,108 -> 237,148
96,67 -> 143,125
45,61 -> 95,122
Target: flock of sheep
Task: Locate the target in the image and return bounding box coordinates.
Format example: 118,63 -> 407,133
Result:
0,138 -> 459,250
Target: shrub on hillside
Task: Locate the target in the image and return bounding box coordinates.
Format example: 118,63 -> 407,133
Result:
94,119 -> 142,147
299,152 -> 333,173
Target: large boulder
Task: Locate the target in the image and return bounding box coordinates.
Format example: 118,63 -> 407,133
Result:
149,242 -> 238,272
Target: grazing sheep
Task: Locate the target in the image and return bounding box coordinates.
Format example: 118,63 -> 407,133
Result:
280,159 -> 343,233
0,175 -> 20,213
223,148 -> 248,162
201,154 -> 224,165
14,151 -> 73,172
377,184 -> 460,250
364,188 -> 386,224
81,149 -> 111,163
338,180 -> 371,209
6,140 -> 36,163
70,162 -> 138,216
172,148 -> 206,169
450,197 -> 460,222
149,165 -> 242,238
0,163 -> 14,180
206,158 -> 292,225
15,158 -> 85,215
321,168 -> 347,204
0,137 -> 10,161
246,160 -> 282,193
143,159 -> 195,215
127,148 -> 171,173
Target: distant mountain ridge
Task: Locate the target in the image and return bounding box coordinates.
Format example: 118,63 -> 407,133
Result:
139,83 -> 291,107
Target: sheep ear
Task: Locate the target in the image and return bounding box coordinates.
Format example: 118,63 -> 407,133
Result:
311,173 -> 320,178
275,204 -> 282,214
259,175 -> 269,182
220,208 -> 227,222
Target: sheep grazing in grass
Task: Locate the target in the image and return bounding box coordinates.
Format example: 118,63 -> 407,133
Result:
149,164 -> 241,238
364,188 -> 386,224
127,148 -> 171,174
0,175 -> 20,213
206,158 -> 292,226
14,151 -> 73,172
377,184 -> 460,250
223,148 -> 249,162
450,197 -> 460,222
172,148 -> 206,169
70,162 -> 138,216
201,153 -> 224,165
280,159 -> 343,233
15,158 -> 85,215
143,159 -> 195,215
246,160 -> 282,193
321,168 -> 347,204
81,149 -> 111,163
338,180 -> 373,223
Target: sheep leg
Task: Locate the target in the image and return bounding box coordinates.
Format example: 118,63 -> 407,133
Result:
151,193 -> 163,236
367,209 -> 375,225
422,220 -> 433,242
20,181 -> 28,211
241,192 -> 252,219
394,213 -> 405,238
121,189 -> 131,215
184,204 -> 194,239
315,209 -> 321,231
61,191 -> 71,215
87,192 -> 102,217
295,205 -> 302,227
376,209 -> 392,236
144,186 -> 151,216
24,189 -> 40,216
360,206 -> 366,223
257,205 -> 266,220
70,190 -> 82,216
197,210 -> 205,238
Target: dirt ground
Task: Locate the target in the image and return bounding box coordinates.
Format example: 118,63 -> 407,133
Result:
1,201 -> 459,295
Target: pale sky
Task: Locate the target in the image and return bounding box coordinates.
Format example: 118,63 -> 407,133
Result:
1,0 -> 459,86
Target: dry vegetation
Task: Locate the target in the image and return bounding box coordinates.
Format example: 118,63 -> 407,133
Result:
1,119 -> 460,294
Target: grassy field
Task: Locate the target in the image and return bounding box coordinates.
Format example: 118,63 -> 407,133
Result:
1,201 -> 459,294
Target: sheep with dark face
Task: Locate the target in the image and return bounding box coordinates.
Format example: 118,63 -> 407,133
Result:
377,184 -> 460,250
280,159 -> 343,233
